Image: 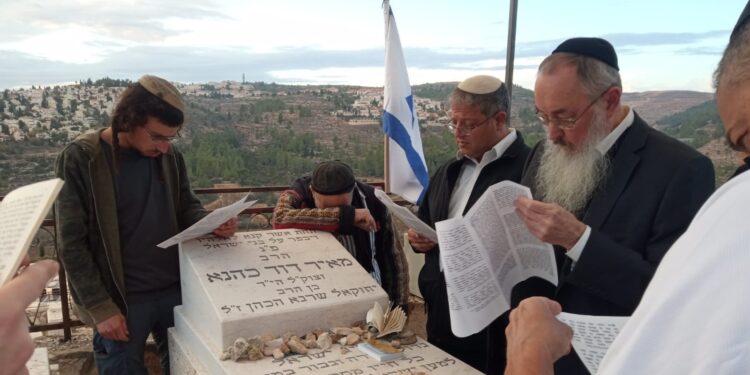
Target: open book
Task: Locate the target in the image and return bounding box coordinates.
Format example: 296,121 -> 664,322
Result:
0,179 -> 64,285
366,302 -> 407,338
435,180 -> 558,337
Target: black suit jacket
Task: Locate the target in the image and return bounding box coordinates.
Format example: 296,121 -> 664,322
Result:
516,113 -> 715,374
416,131 -> 530,372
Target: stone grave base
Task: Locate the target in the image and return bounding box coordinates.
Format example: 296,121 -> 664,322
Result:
169,306 -> 481,375
27,347 -> 50,375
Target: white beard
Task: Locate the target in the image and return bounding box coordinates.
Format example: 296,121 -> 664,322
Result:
536,109 -> 612,215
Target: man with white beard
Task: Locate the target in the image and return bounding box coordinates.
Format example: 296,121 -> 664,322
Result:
509,37 -> 715,375
505,5 -> 750,373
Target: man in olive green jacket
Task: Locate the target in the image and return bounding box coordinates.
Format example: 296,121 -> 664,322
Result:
55,75 -> 237,375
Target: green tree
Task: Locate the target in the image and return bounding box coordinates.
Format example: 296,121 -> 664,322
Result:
299,107 -> 313,117
54,96 -> 64,114
51,130 -> 68,144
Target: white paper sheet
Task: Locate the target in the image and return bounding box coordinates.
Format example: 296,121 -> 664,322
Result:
0,178 -> 64,285
374,189 -> 437,242
436,180 -> 558,337
157,195 -> 257,248
557,312 -> 629,375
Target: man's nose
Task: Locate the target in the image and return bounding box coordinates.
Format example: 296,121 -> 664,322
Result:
453,127 -> 469,139
156,142 -> 170,154
547,123 -> 564,142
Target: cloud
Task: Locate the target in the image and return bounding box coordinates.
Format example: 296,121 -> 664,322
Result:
601,30 -> 729,46
0,0 -> 228,44
0,45 -> 520,88
0,24 -> 729,91
676,47 -> 724,56
508,30 -> 731,59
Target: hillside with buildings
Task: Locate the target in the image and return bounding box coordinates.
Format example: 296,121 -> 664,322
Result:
0,79 -> 735,196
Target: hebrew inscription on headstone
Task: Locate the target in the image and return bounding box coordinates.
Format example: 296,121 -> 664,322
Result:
179,229 -> 389,350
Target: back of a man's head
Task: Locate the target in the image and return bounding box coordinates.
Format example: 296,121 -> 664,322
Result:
715,3 -> 750,154
310,161 -> 356,208
311,161 -> 356,195
716,7 -> 750,90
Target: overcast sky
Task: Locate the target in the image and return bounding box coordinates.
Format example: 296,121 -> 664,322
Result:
0,0 -> 744,92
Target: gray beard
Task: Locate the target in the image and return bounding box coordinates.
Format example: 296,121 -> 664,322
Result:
536,111 -> 612,215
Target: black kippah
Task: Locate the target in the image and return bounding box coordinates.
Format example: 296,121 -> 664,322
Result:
552,37 -> 619,71
732,1 -> 750,41
311,161 -> 356,195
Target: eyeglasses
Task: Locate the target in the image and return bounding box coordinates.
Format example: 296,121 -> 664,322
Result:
448,112 -> 499,136
145,128 -> 181,143
536,88 -> 610,130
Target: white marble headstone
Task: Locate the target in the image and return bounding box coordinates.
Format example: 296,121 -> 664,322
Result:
26,347 -> 50,375
179,229 -> 389,351
44,301 -> 63,337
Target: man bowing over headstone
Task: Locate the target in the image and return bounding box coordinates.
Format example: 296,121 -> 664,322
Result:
272,161 -> 410,310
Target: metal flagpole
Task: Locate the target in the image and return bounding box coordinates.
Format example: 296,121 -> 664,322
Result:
384,134 -> 390,193
504,0 -> 519,122
383,0 -> 391,194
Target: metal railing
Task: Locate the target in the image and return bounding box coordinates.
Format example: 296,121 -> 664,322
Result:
13,182 -> 390,341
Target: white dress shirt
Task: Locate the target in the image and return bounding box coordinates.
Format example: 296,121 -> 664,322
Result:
447,129 -> 518,219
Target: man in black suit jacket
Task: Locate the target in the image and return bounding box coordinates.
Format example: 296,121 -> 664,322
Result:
407,75 -> 530,372
512,38 -> 715,374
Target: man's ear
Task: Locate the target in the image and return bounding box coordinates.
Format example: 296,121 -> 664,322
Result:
309,186 -> 321,206
494,111 -> 508,129
604,87 -> 622,113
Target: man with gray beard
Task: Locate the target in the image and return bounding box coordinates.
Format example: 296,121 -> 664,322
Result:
534,107 -> 612,216
510,37 -> 715,375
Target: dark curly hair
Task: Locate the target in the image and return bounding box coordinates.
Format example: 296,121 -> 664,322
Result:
110,83 -> 184,169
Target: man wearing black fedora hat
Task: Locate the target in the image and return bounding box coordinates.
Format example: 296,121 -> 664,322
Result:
509,37 -> 715,374
272,160 -> 410,309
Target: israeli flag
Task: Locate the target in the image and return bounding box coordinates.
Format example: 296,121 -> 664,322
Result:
382,0 -> 429,204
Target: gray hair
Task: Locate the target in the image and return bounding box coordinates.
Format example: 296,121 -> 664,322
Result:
714,22 -> 750,89
538,52 -> 622,99
450,83 -> 509,118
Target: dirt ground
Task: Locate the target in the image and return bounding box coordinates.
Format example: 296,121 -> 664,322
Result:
37,298 -> 426,374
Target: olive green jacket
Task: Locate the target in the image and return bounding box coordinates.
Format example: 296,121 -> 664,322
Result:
54,129 -> 206,326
